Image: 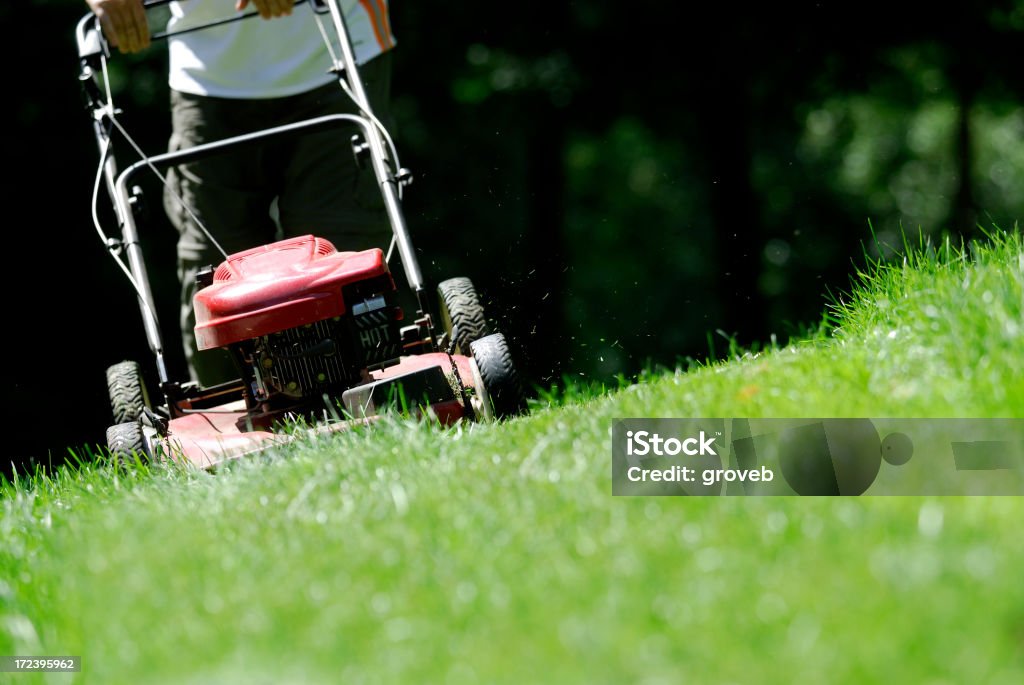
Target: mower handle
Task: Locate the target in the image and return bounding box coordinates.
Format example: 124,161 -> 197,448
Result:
77,0 -> 324,61
141,0 -> 325,9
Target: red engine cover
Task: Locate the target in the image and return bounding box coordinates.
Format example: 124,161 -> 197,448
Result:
194,235 -> 389,350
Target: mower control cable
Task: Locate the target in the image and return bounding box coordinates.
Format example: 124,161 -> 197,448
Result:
313,8 -> 404,185
145,0 -> 318,42
103,111 -> 229,261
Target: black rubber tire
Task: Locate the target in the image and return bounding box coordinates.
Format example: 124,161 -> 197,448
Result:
438,277 -> 490,355
470,332 -> 527,419
106,360 -> 150,425
106,422 -> 149,467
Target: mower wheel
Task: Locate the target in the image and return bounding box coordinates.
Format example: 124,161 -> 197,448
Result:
106,422 -> 149,467
469,332 -> 527,419
438,277 -> 490,354
106,360 -> 150,424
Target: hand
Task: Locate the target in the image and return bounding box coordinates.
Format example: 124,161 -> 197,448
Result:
236,0 -> 295,20
85,0 -> 150,54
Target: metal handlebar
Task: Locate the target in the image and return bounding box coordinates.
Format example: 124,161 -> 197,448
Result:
78,0 -> 325,60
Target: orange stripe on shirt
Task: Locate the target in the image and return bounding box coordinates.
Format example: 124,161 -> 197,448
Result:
376,0 -> 393,48
358,0 -> 389,51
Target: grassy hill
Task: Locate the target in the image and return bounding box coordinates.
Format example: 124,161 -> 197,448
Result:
2,232 -> 1023,684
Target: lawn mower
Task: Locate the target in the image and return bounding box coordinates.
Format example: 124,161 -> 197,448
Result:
77,0 -> 528,468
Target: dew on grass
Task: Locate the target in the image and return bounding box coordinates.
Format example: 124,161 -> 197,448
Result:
86,554 -> 108,573
306,582 -> 328,603
118,637 -> 139,665
918,502 -> 944,538
695,547 -> 722,572
679,523 -> 701,545
834,500 -> 862,528
3,613 -> 40,648
239,607 -> 271,634
764,511 -> 788,535
756,592 -> 788,623
557,616 -> 588,650
385,618 -> 414,642
488,583 -> 510,609
964,545 -> 996,580
455,582 -> 477,605
371,592 -> 391,616
203,592 -> 225,615
389,482 -> 409,516
575,535 -> 596,557
787,613 -> 822,653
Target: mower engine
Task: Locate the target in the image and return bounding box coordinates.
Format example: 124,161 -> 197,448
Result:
193,235 -> 408,424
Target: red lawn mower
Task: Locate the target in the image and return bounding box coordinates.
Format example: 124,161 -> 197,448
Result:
78,0 -> 528,468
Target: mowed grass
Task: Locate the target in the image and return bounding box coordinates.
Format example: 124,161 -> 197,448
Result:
2,232 -> 1024,684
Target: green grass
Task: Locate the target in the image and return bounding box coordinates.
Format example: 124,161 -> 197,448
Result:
3,231 -> 1024,684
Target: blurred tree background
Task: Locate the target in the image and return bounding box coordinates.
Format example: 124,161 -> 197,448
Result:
5,0 -> 1024,469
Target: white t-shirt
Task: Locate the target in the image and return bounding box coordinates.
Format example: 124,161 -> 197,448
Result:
168,0 -> 393,99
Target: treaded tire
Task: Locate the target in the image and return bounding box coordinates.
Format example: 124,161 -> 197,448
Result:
470,332 -> 527,419
438,277 -> 491,355
106,422 -> 149,467
106,360 -> 150,424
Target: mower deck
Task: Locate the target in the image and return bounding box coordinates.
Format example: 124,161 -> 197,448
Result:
161,353 -> 477,469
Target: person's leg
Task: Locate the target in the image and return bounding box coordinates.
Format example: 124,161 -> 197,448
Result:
275,52 -> 393,253
164,90 -> 280,387
276,54 -> 422,321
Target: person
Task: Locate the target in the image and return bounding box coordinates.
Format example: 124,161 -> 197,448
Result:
85,0 -> 395,386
